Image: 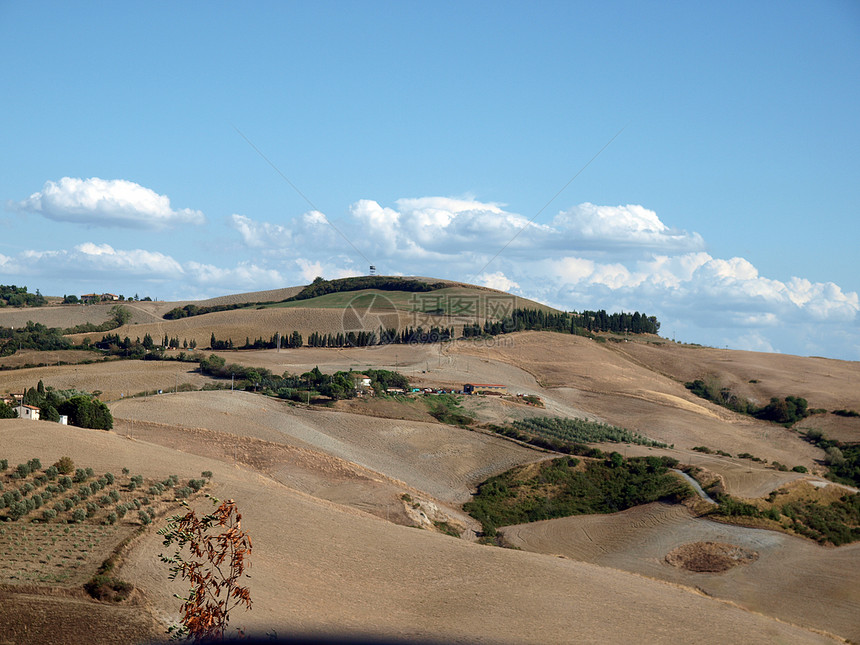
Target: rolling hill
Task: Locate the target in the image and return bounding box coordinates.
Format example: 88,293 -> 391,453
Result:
0,277 -> 858,643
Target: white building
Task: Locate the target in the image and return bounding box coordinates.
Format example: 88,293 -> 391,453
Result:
15,404 -> 40,421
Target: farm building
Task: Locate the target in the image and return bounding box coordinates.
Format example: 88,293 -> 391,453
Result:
15,404 -> 40,421
352,374 -> 372,388
463,383 -> 507,395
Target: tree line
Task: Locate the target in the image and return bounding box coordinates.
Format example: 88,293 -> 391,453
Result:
463,308 -> 660,338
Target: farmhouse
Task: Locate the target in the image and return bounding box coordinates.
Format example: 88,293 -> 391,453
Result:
15,404 -> 40,421
463,383 -> 507,395
352,374 -> 372,388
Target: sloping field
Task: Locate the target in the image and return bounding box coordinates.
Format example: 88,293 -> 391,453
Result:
0,349 -> 103,368
450,332 -> 825,474
0,360 -> 211,401
0,301 -> 165,329
501,502 -> 860,642
69,306 -> 398,349
0,422 -> 833,644
614,341 -> 860,411
110,390 -> 544,504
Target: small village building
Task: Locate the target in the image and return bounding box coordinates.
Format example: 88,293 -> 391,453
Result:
352,374 -> 372,388
463,383 -> 507,395
80,293 -> 101,304
58,415 -> 68,425
15,404 -> 40,421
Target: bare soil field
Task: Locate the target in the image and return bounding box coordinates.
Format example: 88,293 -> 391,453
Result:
0,416 -> 843,643
0,349 -> 103,368
450,332 -> 825,471
501,502 -> 860,642
0,301 -> 164,329
0,590 -> 161,645
0,360 -> 212,401
36,425 -> 822,645
110,390 -> 545,504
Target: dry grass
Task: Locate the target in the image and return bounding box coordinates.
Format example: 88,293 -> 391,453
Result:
501,502 -> 860,642
0,360 -> 212,401
0,422 -> 832,644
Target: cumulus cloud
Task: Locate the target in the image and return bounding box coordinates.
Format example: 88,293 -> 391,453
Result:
230,214 -> 292,248
552,203 -> 705,252
477,271 -> 520,292
9,177 -> 205,228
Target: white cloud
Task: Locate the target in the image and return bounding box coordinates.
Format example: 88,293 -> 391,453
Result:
8,177 -> 205,228
295,258 -> 361,283
552,203 -> 705,252
230,214 -> 292,248
477,271 -> 520,292
184,261 -> 284,289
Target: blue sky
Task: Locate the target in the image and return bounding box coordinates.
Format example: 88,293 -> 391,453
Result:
2,1 -> 859,359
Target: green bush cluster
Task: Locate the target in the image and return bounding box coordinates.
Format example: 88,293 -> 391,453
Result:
465,455 -> 689,535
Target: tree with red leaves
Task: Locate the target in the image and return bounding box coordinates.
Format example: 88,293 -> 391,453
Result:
159,497 -> 252,641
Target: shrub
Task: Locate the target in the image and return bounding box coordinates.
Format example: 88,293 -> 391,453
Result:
793,465 -> 808,473
133,499 -> 141,509
141,497 -> 151,506
121,467 -> 130,476
86,502 -> 98,517
43,509 -> 57,520
9,501 -> 29,520
28,457 -> 41,471
85,575 -> 132,602
45,465 -> 58,479
85,467 -> 95,478
109,490 -> 121,502
0,459 -> 7,471
58,476 -> 72,490
22,483 -> 34,494
188,479 -> 205,492
54,456 -> 74,475
63,499 -> 74,511
201,471 -> 213,479
105,512 -> 118,525
175,486 -> 193,499
16,463 -> 31,478
53,502 -> 64,513
72,508 -> 86,522
138,510 -> 151,525
128,481 -> 137,492
115,504 -> 127,519
99,495 -> 111,507
104,472 -> 115,485
97,477 -> 107,487
73,468 -> 87,483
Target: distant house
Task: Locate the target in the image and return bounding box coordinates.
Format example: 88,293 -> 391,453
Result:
80,293 -> 119,303
15,404 -> 40,421
463,383 -> 506,395
352,374 -> 372,388
58,415 -> 68,425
